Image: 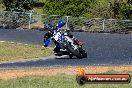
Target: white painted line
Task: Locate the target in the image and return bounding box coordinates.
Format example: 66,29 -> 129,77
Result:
10,42 -> 15,44
17,43 -> 22,44
0,41 -> 6,43
24,44 -> 28,45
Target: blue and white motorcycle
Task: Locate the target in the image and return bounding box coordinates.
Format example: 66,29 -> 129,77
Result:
44,20 -> 87,59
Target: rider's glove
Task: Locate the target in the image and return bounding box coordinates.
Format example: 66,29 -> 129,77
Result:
43,38 -> 51,47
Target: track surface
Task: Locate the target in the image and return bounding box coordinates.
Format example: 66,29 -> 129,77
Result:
0,29 -> 132,68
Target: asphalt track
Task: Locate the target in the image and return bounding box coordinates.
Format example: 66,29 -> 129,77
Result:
0,29 -> 132,68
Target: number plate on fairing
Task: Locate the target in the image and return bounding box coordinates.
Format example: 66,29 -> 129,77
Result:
53,31 -> 64,43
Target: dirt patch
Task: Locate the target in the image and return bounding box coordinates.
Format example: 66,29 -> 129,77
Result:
0,65 -> 132,80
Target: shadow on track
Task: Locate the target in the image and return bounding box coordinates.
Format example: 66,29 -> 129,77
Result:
55,55 -> 83,59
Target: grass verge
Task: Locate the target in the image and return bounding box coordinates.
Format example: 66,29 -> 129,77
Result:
0,70 -> 131,88
0,42 -> 53,62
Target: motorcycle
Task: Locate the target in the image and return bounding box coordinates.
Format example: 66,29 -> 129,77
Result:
44,29 -> 87,59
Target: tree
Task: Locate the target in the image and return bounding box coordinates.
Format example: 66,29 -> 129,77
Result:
43,0 -> 92,17
2,0 -> 44,12
111,0 -> 132,19
127,0 -> 132,19
2,0 -> 32,11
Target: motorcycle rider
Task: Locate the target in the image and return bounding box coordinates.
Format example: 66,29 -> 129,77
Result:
43,20 -> 81,53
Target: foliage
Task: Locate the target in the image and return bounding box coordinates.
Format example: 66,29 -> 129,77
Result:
43,0 -> 94,17
1,0 -> 44,12
112,0 -> 132,19
1,0 -> 132,19
42,0 -> 132,19
2,0 -> 33,11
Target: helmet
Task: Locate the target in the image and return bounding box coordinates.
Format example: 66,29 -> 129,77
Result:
57,20 -> 65,29
44,21 -> 54,30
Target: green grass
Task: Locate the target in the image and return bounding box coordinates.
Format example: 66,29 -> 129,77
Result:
0,71 -> 131,88
0,42 -> 53,61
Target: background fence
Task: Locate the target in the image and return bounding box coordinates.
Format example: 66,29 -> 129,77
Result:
0,11 -> 131,33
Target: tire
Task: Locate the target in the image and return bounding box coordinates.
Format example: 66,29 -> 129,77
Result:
65,44 -> 83,59
79,48 -> 87,58
82,52 -> 87,58
69,54 -> 73,59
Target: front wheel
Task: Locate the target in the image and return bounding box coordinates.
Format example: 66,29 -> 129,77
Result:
79,48 -> 87,58
65,44 -> 83,59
